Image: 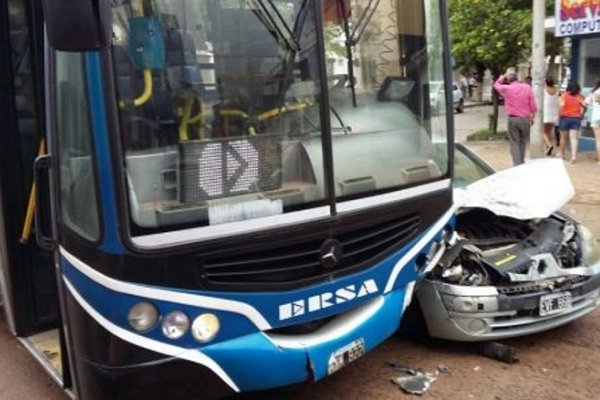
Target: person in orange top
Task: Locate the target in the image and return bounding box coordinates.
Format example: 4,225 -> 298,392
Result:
558,81 -> 586,163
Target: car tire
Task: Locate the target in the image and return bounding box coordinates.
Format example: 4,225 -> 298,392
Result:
456,99 -> 464,113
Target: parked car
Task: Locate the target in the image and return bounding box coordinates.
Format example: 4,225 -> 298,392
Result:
407,144 -> 600,342
431,81 -> 464,115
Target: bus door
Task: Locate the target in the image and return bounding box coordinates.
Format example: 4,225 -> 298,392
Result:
0,0 -> 69,388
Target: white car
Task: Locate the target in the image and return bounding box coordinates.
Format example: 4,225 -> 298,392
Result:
404,144 -> 600,342
431,82 -> 464,115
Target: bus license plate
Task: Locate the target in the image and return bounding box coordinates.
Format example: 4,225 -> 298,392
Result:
539,292 -> 572,316
327,338 -> 365,375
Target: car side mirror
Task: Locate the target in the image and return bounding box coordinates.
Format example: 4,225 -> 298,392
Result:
43,0 -> 111,51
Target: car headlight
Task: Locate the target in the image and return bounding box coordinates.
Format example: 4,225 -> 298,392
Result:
191,313 -> 220,343
127,302 -> 159,332
161,311 -> 190,339
578,224 -> 600,266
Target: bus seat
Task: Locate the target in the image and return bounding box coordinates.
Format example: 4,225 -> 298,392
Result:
113,45 -> 178,148
165,28 -> 204,94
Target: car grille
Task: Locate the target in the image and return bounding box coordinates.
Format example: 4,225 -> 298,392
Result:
199,213 -> 421,288
496,275 -> 588,295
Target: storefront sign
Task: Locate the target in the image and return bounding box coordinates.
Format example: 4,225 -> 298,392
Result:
556,0 -> 600,37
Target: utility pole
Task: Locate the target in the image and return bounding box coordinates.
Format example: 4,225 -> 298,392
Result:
530,0 -> 546,159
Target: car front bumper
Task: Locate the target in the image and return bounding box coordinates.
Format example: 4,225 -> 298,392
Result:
416,273 -> 600,342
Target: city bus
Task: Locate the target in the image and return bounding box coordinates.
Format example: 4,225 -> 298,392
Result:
0,0 -> 455,398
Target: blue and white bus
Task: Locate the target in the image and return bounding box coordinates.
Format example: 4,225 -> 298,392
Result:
0,0 -> 455,398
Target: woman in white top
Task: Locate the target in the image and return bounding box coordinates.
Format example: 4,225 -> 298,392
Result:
543,78 -> 559,156
585,79 -> 600,164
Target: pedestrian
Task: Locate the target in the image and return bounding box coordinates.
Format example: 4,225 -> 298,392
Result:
468,75 -> 477,98
493,67 -> 538,165
585,78 -> 600,164
543,77 -> 559,156
558,81 -> 586,164
459,74 -> 468,99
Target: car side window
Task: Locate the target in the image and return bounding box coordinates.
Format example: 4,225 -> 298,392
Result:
454,149 -> 490,188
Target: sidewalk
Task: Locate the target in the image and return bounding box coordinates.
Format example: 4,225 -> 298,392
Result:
464,99 -> 489,109
465,140 -> 600,239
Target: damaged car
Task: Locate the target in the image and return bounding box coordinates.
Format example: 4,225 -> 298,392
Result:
410,144 -> 600,341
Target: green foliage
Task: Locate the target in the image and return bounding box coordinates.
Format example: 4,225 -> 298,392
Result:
467,129 -> 508,141
448,0 -> 533,75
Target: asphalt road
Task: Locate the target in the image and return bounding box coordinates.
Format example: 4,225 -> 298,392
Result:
1,105 -> 599,400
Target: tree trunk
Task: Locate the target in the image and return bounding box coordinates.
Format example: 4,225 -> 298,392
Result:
490,72 -> 500,135
491,92 -> 499,135
475,64 -> 485,102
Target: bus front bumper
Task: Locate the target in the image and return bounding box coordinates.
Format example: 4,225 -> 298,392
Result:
201,289 -> 406,392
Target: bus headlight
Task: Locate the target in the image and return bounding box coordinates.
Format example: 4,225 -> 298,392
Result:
161,311 -> 190,339
127,302 -> 159,332
579,225 -> 600,266
191,313 -> 220,343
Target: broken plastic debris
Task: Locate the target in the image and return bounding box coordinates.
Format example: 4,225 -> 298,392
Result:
387,362 -> 439,395
385,361 -> 416,375
475,342 -> 519,364
437,364 -> 451,374
391,371 -> 438,395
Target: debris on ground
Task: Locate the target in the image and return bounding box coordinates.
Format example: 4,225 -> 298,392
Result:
475,341 -> 519,364
386,361 -> 417,375
391,371 -> 438,395
437,363 -> 451,374
387,362 -> 440,395
473,366 -> 480,372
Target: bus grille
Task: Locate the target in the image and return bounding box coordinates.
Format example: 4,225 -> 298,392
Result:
199,213 -> 421,288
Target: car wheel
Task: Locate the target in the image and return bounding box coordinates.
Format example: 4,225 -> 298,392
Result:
456,99 -> 464,113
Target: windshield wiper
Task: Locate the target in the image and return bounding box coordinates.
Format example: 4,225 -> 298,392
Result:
339,0 -> 381,108
251,0 -> 300,52
348,0 -> 380,45
251,0 -> 311,108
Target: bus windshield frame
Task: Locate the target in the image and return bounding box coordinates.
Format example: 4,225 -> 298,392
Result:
107,0 -> 453,248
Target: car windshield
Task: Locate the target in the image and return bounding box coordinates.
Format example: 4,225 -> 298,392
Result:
453,145 -> 493,188
110,0 -> 451,239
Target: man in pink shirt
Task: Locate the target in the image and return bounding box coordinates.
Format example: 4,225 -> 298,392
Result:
494,67 -> 538,165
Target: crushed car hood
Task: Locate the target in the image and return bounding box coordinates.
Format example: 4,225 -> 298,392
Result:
454,158 -> 575,220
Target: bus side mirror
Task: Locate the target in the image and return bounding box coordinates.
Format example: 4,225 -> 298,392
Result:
43,0 -> 111,51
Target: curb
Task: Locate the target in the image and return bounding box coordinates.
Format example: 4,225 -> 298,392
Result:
464,101 -> 489,109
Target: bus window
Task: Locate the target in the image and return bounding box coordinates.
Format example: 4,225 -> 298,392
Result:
111,0 -> 328,232
322,0 -> 449,199
55,52 -> 100,240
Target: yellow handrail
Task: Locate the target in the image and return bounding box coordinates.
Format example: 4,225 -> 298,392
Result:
119,69 -> 153,108
178,92 -> 205,141
119,1 -> 153,109
218,101 -> 310,136
20,139 -> 45,244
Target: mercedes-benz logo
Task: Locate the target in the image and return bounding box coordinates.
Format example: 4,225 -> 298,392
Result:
319,239 -> 343,270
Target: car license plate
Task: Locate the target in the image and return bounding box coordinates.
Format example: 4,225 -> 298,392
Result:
327,338 -> 365,375
539,292 -> 572,316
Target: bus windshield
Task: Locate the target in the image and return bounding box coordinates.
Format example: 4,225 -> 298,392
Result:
111,0 -> 450,240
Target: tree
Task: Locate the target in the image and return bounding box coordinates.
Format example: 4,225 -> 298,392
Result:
449,0 -> 532,76
448,0 -> 532,133
449,0 -> 568,133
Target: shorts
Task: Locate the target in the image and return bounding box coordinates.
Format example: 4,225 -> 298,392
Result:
559,116 -> 582,131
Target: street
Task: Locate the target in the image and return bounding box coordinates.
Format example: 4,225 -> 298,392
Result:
1,105 -> 600,400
